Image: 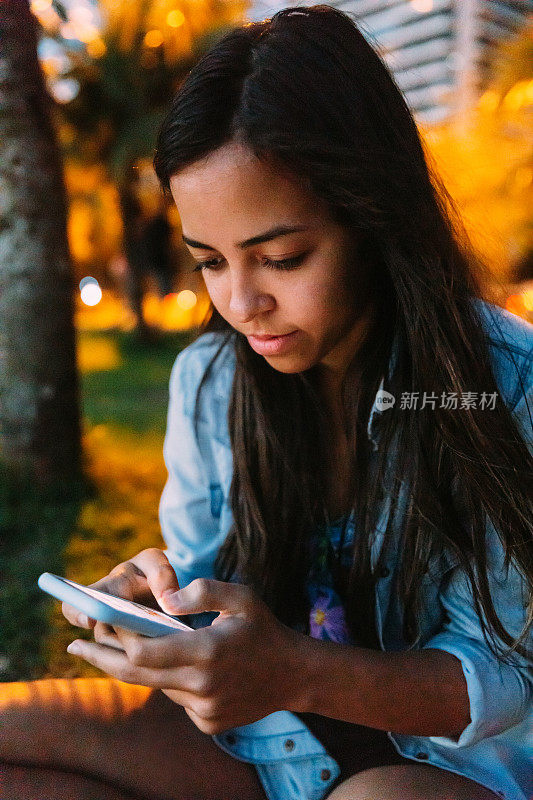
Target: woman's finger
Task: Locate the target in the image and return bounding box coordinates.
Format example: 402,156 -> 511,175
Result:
66,639 -> 203,696
93,621 -> 126,652
161,578 -> 255,617
126,549 -> 181,608
61,565 -> 148,628
65,640 -> 167,687
61,601 -> 97,629
96,561 -> 150,601
61,549 -> 179,630
110,625 -> 209,669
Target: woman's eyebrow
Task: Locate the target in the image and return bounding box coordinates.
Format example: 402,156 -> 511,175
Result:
181,224 -> 309,251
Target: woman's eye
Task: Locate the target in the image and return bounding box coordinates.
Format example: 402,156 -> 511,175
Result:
191,253 -> 307,273
191,257 -> 223,272
261,254 -> 306,270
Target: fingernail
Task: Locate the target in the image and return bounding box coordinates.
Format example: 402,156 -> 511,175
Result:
77,614 -> 89,627
67,642 -> 82,655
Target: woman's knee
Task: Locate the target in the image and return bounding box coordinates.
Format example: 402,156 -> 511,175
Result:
326,764 -> 502,800
0,678 -> 153,766
0,679 -> 268,799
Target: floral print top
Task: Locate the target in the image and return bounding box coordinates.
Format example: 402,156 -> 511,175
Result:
307,512 -> 356,645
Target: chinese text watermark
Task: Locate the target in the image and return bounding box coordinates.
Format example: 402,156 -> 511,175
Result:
375,390 -> 498,412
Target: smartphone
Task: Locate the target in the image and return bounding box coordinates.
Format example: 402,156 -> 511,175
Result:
38,572 -> 193,637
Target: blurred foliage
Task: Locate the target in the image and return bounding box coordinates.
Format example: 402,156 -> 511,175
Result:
490,17 -> 533,92
64,162 -> 123,273
423,20 -> 533,286
0,329 -> 195,681
41,3 -> 532,295
34,0 -> 248,280
51,0 -> 248,182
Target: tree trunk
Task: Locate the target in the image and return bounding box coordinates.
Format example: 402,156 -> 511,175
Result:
0,0 -> 81,484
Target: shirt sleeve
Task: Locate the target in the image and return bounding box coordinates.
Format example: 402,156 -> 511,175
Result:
158,349 -> 229,592
422,384 -> 533,749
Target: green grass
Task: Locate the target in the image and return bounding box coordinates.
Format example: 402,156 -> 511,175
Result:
81,329 -> 194,432
0,328 -> 196,682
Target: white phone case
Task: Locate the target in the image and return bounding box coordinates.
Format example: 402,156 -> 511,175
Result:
37,572 -> 193,637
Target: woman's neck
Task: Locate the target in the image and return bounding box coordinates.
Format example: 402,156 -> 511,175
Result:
317,300 -> 377,410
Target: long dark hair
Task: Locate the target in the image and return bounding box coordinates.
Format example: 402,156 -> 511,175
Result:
154,5 -> 532,662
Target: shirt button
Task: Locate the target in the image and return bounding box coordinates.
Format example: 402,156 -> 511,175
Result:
284,739 -> 295,752
321,769 -> 331,781
416,751 -> 429,760
225,734 -> 236,745
379,566 -> 390,577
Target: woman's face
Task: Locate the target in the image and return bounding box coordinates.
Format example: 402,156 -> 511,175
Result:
169,140 -> 373,392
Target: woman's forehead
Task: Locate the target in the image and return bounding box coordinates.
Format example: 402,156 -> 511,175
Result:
169,144 -> 299,198
169,145 -> 330,233
174,137 -> 317,197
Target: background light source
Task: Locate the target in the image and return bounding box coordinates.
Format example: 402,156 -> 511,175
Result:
80,276 -> 102,306
167,10 -> 185,28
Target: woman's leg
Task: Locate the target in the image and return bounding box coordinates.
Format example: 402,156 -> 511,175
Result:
0,762 -> 141,800
0,678 -> 267,800
326,763 -> 502,800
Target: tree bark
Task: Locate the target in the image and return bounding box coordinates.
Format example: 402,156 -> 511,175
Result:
0,0 -> 81,484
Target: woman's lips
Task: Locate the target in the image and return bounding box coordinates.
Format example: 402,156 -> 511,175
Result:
247,330 -> 299,355
250,332 -> 291,339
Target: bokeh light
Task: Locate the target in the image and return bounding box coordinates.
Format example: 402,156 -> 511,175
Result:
69,6 -> 95,26
60,22 -> 79,40
50,78 -> 80,104
86,38 -> 106,58
176,290 -> 197,310
76,24 -> 100,44
144,29 -> 164,48
167,9 -> 185,28
80,276 -> 98,291
503,79 -> 533,112
30,0 -> 52,13
38,37 -> 71,76
478,90 -> 499,114
80,277 -> 102,306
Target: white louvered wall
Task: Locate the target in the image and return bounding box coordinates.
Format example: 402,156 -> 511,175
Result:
246,0 -> 532,123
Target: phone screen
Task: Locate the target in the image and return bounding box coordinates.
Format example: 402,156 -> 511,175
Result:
57,576 -> 192,631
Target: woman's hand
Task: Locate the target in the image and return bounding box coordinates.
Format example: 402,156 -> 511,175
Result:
65,578 -> 307,735
61,548 -> 180,650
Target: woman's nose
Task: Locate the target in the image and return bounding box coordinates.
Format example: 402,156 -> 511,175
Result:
228,277 -> 274,322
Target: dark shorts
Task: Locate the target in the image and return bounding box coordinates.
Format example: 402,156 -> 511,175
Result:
294,711 -> 412,787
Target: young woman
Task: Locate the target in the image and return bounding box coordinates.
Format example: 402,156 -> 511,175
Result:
1,6 -> 531,800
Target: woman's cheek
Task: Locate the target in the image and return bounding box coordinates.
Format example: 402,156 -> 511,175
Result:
291,274 -> 328,312
203,281 -> 227,315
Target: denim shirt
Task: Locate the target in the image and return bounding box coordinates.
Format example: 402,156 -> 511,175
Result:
159,299 -> 533,800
